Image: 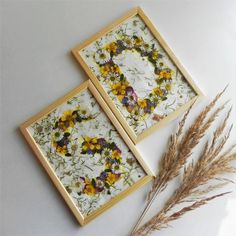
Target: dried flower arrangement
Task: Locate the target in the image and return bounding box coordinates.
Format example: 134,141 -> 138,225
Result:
131,87 -> 236,236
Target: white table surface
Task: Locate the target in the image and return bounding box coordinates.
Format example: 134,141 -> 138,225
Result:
1,0 -> 236,235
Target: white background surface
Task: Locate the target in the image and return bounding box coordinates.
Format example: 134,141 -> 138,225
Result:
1,0 -> 236,236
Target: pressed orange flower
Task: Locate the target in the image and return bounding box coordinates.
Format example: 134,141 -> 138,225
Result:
159,70 -> 172,80
106,42 -> 118,53
138,99 -> 147,108
100,65 -> 110,76
83,184 -> 96,196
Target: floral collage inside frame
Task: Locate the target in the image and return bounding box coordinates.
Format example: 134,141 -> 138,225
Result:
27,88 -> 146,217
80,15 -> 197,135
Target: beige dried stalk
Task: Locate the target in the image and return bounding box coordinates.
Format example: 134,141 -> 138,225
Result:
131,87 -> 228,234
131,89 -> 236,236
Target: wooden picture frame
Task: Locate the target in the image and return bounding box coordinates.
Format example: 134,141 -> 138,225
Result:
72,7 -> 204,144
20,80 -> 153,226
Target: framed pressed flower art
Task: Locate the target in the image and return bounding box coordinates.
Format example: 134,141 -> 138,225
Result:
72,7 -> 204,144
20,80 -> 153,225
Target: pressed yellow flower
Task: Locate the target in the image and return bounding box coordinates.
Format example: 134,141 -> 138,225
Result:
152,51 -> 159,60
111,64 -> 121,74
85,178 -> 90,185
54,143 -> 67,155
84,136 -> 91,142
134,37 -> 143,46
96,144 -> 101,150
89,144 -> 95,150
105,162 -> 111,170
153,87 -> 164,97
112,81 -> 128,95
138,99 -> 147,108
159,70 -> 172,79
112,150 -> 121,160
106,42 -> 117,53
58,110 -> 76,130
91,138 -> 97,143
100,65 -> 110,76
84,184 -> 96,196
84,142 -> 94,150
84,137 -> 97,143
82,137 -> 99,151
117,95 -> 124,102
106,172 -> 117,185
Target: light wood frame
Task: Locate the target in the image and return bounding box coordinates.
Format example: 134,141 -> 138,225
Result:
72,7 -> 204,144
20,80 -> 153,226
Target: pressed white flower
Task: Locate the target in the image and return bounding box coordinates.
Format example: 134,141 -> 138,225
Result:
102,148 -> 112,159
111,163 -> 121,174
94,49 -> 111,64
67,142 -> 78,154
77,105 -> 91,119
131,106 -> 146,120
96,179 -> 105,188
122,36 -> 135,48
53,130 -> 64,142
106,71 -> 121,83
140,42 -> 152,53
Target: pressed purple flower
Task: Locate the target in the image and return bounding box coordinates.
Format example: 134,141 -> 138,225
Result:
97,138 -> 107,147
116,173 -> 121,178
100,171 -> 108,180
125,86 -> 134,94
80,177 -> 85,182
127,96 -> 138,106
143,99 -> 155,114
145,108 -> 151,113
95,178 -> 105,192
87,149 -> 93,155
114,146 -> 121,153
122,96 -> 129,105
121,87 -> 138,106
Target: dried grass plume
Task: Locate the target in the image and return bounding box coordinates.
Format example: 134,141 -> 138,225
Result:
131,87 -> 236,236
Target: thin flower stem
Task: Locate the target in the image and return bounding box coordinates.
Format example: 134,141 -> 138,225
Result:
131,183 -> 163,235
